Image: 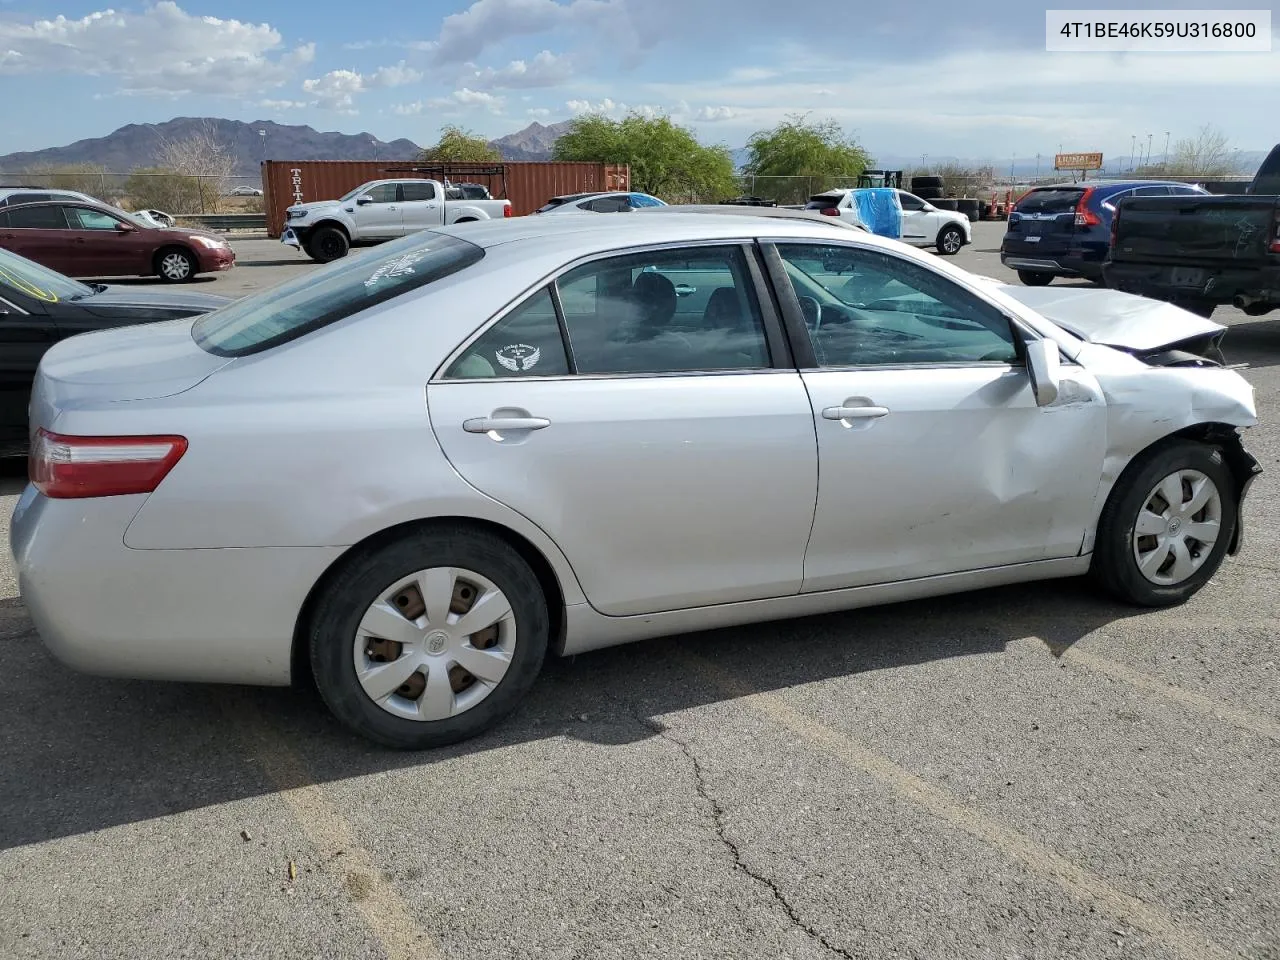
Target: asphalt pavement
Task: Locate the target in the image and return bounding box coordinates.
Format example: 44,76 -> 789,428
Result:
0,221 -> 1277,960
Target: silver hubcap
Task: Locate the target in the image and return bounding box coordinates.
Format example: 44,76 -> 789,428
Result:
943,232 -> 961,252
352,567 -> 516,722
161,253 -> 190,279
1132,469 -> 1222,586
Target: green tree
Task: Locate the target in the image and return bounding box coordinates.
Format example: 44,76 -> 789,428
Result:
741,114 -> 871,202
418,125 -> 501,163
552,111 -> 738,201
124,167 -> 206,214
20,163 -> 111,200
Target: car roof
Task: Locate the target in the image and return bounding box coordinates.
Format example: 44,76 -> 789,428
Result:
1027,180 -> 1200,191
634,205 -> 868,230
434,211 -> 884,256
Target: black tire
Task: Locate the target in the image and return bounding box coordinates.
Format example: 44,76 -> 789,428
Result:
1091,440 -> 1238,607
912,175 -> 944,191
936,225 -> 965,255
1017,270 -> 1054,286
154,246 -> 197,283
956,198 -> 980,222
309,526 -> 550,749
915,186 -> 943,201
306,225 -> 350,263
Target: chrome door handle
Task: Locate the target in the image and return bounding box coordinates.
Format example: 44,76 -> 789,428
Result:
463,416 -> 551,433
822,405 -> 889,420
674,283 -> 697,297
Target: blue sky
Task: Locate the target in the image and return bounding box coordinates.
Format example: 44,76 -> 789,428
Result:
1,0 -> 1277,162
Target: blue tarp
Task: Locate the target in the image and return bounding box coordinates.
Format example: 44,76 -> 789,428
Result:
850,188 -> 902,239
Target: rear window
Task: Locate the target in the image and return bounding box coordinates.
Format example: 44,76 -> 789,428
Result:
536,196 -> 578,213
1014,188 -> 1085,214
804,195 -> 844,210
192,231 -> 484,357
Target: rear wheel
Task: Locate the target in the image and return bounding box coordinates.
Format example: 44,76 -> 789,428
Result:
1017,270 -> 1054,286
309,527 -> 549,749
936,225 -> 964,255
306,225 -> 350,263
1091,440 -> 1237,607
155,247 -> 196,282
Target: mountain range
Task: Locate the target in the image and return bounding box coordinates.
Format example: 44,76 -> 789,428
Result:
0,117 -> 1266,180
0,117 -> 579,177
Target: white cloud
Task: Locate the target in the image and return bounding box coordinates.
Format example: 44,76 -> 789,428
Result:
527,107 -> 552,118
301,61 -> 424,110
392,101 -> 424,115
431,0 -> 623,64
565,97 -> 732,123
469,50 -> 571,89
259,98 -> 307,110
428,87 -> 506,114
0,2 -> 313,98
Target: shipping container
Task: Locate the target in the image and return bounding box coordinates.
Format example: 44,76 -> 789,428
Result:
260,160 -> 630,237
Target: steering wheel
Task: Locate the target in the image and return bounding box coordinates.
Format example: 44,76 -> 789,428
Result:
797,295 -> 823,331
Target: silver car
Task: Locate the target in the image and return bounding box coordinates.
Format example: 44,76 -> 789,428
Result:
11,215 -> 1260,748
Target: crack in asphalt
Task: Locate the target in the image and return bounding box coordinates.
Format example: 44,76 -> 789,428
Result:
640,716 -> 859,960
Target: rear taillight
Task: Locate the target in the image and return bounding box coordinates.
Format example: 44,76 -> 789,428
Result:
1271,209 -> 1280,254
30,429 -> 187,499
1110,208 -> 1120,249
1074,187 -> 1100,227
820,207 -> 840,217
503,204 -> 512,218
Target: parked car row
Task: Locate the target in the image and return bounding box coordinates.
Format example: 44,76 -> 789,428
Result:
998,143 -> 1280,318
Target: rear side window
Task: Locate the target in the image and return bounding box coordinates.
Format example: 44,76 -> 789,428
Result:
401,181 -> 436,202
1,192 -> 52,207
1015,189 -> 1084,214
804,196 -> 844,210
7,205 -> 67,229
192,231 -> 484,357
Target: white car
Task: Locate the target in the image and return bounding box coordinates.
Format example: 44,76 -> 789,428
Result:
12,214 -> 1259,749
534,191 -> 666,214
805,188 -> 972,255
228,185 -> 264,197
282,178 -> 512,263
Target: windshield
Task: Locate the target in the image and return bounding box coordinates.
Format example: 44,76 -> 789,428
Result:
192,230 -> 485,357
337,184 -> 373,203
0,245 -> 95,302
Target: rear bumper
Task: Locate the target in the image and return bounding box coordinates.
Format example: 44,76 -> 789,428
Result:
1102,261 -> 1280,304
10,486 -> 343,686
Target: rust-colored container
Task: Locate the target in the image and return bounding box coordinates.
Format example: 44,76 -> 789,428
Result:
261,160 -> 631,237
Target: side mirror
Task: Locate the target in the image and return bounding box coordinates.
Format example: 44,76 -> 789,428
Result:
1025,338 -> 1061,406
115,222 -> 136,233
356,194 -> 374,205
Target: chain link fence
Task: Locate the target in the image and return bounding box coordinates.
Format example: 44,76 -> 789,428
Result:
0,170 -> 265,214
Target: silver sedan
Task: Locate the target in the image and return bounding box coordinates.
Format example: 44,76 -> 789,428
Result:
10,214 -> 1260,748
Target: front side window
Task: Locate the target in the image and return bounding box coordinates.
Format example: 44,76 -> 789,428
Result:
556,246 -> 771,374
444,286 -> 570,379
401,182 -> 436,202
364,183 -> 398,203
897,192 -> 926,211
67,208 -> 123,230
7,205 -> 68,229
193,231 -> 484,357
775,243 -> 1019,367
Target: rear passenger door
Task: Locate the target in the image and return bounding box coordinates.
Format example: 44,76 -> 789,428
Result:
425,242 -> 818,617
399,181 -> 442,232
0,205 -> 73,273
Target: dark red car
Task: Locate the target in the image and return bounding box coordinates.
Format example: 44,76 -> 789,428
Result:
0,200 -> 235,283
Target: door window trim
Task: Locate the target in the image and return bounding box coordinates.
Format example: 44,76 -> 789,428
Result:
760,238 -> 1047,372
431,239 -> 796,382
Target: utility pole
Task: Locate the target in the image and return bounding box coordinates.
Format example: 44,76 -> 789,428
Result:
1035,153 -> 1040,179
1163,131 -> 1171,169
1146,133 -> 1153,169
1130,135 -> 1136,172
258,128 -> 266,162
371,139 -> 379,161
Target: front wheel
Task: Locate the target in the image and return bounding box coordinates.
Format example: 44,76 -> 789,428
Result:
155,247 -> 196,282
309,526 -> 550,749
1091,440 -> 1238,607
306,225 -> 350,263
936,225 -> 964,255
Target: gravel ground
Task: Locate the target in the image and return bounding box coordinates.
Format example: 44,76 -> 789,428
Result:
0,221 -> 1277,960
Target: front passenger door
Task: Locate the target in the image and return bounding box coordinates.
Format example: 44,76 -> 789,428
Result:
768,241 -> 1107,592
354,183 -> 403,238
896,191 -> 932,244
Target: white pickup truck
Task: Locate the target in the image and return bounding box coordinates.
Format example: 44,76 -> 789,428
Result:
281,178 -> 511,262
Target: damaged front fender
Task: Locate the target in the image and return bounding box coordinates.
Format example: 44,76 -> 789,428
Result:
1080,350 -> 1259,556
